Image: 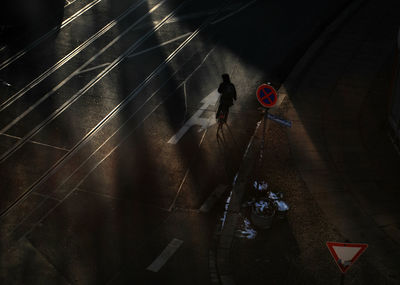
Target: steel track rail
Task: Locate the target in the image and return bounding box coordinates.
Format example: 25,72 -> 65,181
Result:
0,0 -> 147,112
0,0 -> 174,161
0,0 -> 170,136
7,47 -> 215,244
0,0 -> 230,219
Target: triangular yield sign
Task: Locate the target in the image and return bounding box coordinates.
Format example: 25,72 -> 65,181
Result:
326,242 -> 368,273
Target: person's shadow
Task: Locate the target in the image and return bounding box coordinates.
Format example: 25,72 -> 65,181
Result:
216,117 -> 240,178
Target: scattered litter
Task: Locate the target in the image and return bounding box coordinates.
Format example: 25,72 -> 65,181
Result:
268,191 -> 282,200
236,217 -> 257,239
274,200 -> 289,211
274,199 -> 289,219
245,188 -> 290,228
253,180 -> 268,191
251,201 -> 275,229
253,200 -> 273,215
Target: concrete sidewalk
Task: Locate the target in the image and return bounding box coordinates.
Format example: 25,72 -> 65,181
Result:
285,0 -> 400,279
217,0 -> 400,284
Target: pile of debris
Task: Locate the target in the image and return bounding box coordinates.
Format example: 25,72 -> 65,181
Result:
246,181 -> 290,231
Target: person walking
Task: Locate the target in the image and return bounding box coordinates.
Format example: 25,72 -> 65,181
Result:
216,74 -> 237,123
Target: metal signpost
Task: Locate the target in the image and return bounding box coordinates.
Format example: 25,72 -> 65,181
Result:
256,83 -> 278,165
255,83 -> 292,192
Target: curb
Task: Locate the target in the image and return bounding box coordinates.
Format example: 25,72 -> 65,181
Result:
213,0 -> 367,284
215,119 -> 264,285
388,28 -> 400,154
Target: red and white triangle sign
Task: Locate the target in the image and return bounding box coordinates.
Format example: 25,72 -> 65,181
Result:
326,242 -> 368,273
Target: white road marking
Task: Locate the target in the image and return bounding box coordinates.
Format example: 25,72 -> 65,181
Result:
76,62 -> 111,75
147,238 -> 184,272
128,32 -> 191,58
167,89 -> 219,144
0,0 -> 102,71
200,185 -> 228,213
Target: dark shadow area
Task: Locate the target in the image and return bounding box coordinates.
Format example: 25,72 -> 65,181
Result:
0,0 -> 65,45
231,214 -> 313,285
273,0 -> 400,283
176,0 -> 357,88
217,123 -> 239,179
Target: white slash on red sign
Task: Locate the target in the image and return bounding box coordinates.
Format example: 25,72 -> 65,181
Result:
326,242 -> 368,273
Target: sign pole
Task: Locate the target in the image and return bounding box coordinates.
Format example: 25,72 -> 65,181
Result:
340,273 -> 345,285
255,82 -> 277,191
258,108 -> 268,167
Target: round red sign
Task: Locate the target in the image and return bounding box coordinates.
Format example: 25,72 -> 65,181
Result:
256,84 -> 278,108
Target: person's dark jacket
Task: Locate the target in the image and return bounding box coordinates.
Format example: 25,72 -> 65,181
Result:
218,82 -> 237,106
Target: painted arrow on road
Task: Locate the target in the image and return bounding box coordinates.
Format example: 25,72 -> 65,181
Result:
168,89 -> 219,144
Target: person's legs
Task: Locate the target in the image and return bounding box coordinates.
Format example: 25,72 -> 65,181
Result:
216,104 -> 223,119
222,105 -> 229,123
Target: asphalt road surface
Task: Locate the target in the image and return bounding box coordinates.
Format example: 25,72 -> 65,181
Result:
0,0 -> 350,284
